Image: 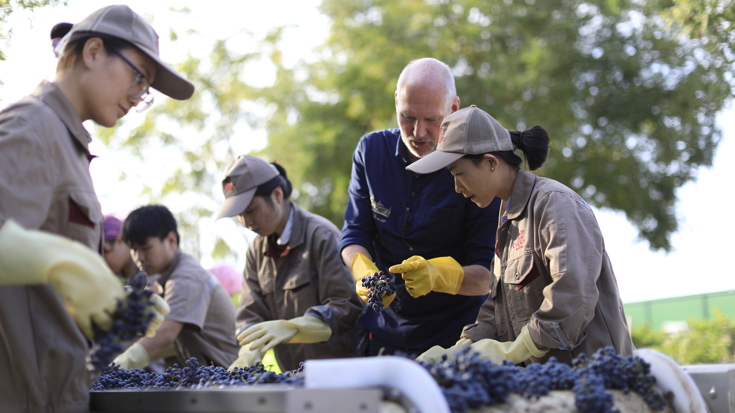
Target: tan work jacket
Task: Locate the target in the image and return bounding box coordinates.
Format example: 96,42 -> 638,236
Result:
236,203 -> 364,371
463,169 -> 634,364
0,81 -> 101,412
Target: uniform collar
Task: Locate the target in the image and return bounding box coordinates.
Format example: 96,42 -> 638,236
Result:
31,80 -> 92,154
157,249 -> 182,288
507,169 -> 537,220
393,129 -> 411,165
265,202 -> 309,258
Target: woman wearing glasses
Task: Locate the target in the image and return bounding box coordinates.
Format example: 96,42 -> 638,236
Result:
0,5 -> 193,413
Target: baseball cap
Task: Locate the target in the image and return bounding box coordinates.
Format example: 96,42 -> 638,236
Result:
214,155 -> 280,220
407,105 -> 513,174
64,5 -> 194,100
102,215 -> 123,242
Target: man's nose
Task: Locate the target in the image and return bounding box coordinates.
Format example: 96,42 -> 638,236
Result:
413,119 -> 427,138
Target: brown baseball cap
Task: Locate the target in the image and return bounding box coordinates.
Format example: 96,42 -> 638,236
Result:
214,155 -> 280,220
407,105 -> 512,174
65,5 -> 194,100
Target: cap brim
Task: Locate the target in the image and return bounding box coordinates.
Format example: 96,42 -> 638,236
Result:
406,151 -> 464,174
136,44 -> 195,100
214,188 -> 256,220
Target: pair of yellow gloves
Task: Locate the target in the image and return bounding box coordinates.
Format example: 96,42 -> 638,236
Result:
228,316 -> 332,370
351,252 -> 464,303
0,220 -> 169,347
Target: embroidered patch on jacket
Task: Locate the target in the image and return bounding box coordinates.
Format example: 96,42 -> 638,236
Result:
512,229 -> 526,251
370,196 -> 391,223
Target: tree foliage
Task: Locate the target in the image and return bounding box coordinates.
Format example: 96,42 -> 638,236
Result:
0,0 -> 64,61
258,0 -> 733,251
632,309 -> 735,364
42,0 -> 733,261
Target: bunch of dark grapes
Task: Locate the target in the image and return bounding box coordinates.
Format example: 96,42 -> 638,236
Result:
573,369 -> 615,412
361,271 -> 400,312
87,272 -> 155,371
575,346 -> 667,411
91,357 -> 305,391
415,347 -> 520,412
412,346 -> 667,413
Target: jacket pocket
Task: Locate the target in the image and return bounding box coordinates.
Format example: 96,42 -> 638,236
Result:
502,251 -> 546,321
282,272 -> 317,314
65,189 -> 102,247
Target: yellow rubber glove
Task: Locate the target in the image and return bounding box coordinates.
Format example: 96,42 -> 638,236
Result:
237,316 -> 332,353
112,342 -> 150,369
415,337 -> 474,363
144,294 -> 170,337
469,325 -> 549,364
238,316 -> 332,352
389,256 -> 464,298
0,220 -> 124,339
351,252 -> 395,308
228,344 -> 263,371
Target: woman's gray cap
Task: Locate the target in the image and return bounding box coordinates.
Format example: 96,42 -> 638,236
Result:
67,4 -> 194,100
407,105 -> 512,174
214,155 -> 279,220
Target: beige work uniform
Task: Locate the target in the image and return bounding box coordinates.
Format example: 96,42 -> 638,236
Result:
462,169 -> 634,364
0,81 -> 102,413
158,250 -> 239,367
237,203 -> 364,372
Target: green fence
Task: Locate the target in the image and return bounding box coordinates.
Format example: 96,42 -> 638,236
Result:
624,290 -> 735,331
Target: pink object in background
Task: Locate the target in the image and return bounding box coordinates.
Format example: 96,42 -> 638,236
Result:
209,264 -> 244,296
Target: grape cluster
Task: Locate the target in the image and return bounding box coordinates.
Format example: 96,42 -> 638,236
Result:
87,272 -> 155,371
361,271 -> 400,312
418,349 -> 517,412
91,357 -> 305,391
414,346 -> 668,413
574,346 -> 668,411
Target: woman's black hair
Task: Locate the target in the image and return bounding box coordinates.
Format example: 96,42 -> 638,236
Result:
50,22 -> 73,40
465,125 -> 550,171
63,31 -> 135,57
253,162 -> 293,205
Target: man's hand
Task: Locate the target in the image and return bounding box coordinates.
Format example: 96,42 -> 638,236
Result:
389,256 -> 464,298
0,220 -> 125,339
112,342 -> 150,370
228,345 -> 263,371
144,294 -> 170,337
237,316 -> 332,353
351,253 -> 396,308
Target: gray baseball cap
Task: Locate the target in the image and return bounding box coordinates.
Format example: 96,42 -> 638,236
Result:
214,156 -> 279,220
407,105 -> 512,174
66,5 -> 194,100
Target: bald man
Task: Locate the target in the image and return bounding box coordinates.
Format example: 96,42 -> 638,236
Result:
339,58 -> 501,357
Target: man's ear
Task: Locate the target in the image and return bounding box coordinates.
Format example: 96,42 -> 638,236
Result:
165,231 -> 178,246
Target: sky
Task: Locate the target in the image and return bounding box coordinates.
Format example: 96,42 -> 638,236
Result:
1,0 -> 733,304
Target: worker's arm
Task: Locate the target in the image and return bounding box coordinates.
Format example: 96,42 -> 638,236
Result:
341,244 -> 372,267
457,264 -> 491,296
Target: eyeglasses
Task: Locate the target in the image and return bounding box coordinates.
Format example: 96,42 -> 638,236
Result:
112,49 -> 154,113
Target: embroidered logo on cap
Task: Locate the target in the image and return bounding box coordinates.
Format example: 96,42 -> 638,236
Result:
223,179 -> 236,196
438,127 -> 446,145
